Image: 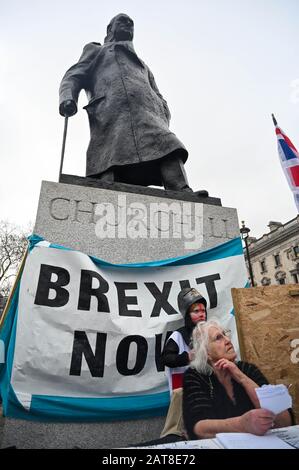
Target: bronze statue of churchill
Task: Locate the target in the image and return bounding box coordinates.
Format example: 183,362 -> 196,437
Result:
59,14 -> 202,193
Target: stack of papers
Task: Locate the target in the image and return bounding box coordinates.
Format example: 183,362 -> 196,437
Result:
126,426 -> 299,450
270,425 -> 299,449
255,384 -> 292,414
128,439 -> 222,449
215,432 -> 294,449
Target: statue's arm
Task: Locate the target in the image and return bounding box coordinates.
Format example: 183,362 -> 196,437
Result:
59,42 -> 101,117
147,69 -> 171,123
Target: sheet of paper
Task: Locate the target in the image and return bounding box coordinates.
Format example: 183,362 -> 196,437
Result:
216,432 -> 294,449
127,439 -> 223,449
270,425 -> 299,449
255,384 -> 292,414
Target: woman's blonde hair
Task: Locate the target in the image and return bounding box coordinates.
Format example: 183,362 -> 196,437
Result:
190,319 -> 222,375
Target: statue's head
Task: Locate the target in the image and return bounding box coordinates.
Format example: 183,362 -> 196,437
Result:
105,14 -> 134,43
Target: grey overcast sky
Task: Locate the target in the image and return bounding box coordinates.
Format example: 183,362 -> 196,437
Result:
1,0 -> 299,239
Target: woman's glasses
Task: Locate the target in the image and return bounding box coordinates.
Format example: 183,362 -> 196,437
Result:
210,329 -> 232,343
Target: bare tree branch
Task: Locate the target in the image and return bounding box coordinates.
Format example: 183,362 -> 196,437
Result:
0,221 -> 29,301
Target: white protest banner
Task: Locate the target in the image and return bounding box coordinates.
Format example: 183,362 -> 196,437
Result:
0,235 -> 247,421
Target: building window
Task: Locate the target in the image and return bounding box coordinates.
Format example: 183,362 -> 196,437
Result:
292,273 -> 299,284
294,246 -> 299,257
274,254 -> 281,267
260,260 -> 267,272
276,271 -> 286,285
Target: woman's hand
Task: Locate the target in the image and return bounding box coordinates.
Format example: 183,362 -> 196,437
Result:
239,409 -> 275,435
214,358 -> 262,408
214,358 -> 244,382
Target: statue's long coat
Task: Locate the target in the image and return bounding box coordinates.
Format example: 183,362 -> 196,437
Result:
59,41 -> 188,185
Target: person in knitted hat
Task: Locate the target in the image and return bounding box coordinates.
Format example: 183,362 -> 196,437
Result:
163,288 -> 207,374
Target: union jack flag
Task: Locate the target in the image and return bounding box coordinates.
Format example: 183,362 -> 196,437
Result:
272,114 -> 299,212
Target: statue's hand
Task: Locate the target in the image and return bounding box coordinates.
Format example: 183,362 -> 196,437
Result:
60,100 -> 77,117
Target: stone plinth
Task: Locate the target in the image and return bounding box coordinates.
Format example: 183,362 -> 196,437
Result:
33,175 -> 240,263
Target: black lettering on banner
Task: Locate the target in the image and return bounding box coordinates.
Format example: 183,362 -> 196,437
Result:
69,330 -> 107,377
34,264 -> 70,307
155,331 -> 173,371
116,335 -> 148,375
77,270 -> 110,312
145,282 -> 177,317
179,280 -> 191,290
196,274 -> 221,308
115,282 -> 141,317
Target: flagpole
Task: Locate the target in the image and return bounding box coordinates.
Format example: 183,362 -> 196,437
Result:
271,113 -> 277,126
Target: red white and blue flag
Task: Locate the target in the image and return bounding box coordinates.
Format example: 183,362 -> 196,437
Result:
272,114 -> 299,212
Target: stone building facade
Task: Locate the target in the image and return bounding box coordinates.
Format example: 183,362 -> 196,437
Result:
244,215 -> 299,286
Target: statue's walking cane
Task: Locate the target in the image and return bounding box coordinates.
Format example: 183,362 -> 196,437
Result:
58,116 -> 69,182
